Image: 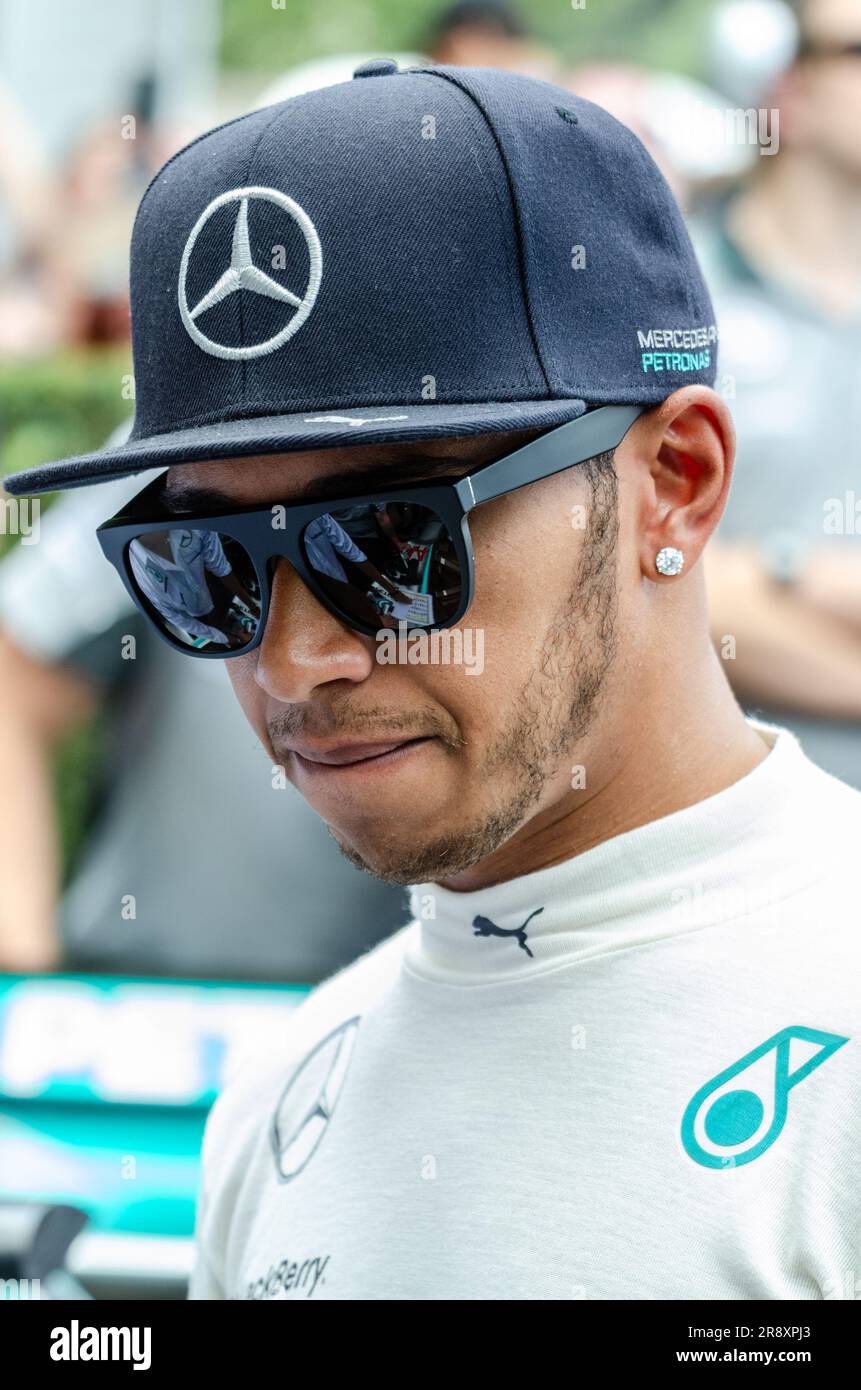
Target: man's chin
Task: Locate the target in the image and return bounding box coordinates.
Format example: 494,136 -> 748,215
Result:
324,800 -> 532,887
323,825 -> 460,886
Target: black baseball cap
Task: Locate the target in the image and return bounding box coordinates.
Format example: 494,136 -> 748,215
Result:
4,61 -> 717,497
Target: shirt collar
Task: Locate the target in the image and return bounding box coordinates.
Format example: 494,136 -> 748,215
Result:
404,721 -> 823,985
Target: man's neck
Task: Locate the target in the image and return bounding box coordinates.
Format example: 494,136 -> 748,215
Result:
729,153 -> 861,319
438,641 -> 771,893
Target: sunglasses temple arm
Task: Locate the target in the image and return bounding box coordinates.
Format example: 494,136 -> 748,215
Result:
456,404 -> 645,509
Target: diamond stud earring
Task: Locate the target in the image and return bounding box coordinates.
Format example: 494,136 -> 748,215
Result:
655,546 -> 685,577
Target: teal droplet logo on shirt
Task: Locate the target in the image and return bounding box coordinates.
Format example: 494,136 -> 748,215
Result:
681,1026 -> 848,1169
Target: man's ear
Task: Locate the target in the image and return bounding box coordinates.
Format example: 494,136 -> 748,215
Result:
618,386 -> 735,582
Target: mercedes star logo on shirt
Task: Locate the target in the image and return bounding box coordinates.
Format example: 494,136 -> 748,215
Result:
270,1017 -> 360,1182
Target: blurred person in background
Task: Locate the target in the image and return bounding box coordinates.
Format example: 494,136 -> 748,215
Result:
56,78 -> 202,349
0,451 -> 406,977
0,75 -> 196,357
695,0 -> 861,786
259,0 -> 557,112
423,0 -> 559,80
0,83 -> 68,356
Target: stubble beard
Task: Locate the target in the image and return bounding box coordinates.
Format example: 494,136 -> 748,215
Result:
331,480 -> 620,885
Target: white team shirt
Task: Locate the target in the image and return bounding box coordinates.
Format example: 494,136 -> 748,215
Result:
189,720 -> 861,1300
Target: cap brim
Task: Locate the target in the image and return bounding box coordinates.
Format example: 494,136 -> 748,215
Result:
2,399 -> 587,496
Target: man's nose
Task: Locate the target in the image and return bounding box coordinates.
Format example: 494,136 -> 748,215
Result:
253,558 -> 376,702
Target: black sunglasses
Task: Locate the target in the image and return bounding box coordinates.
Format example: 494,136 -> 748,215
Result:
96,405 -> 643,659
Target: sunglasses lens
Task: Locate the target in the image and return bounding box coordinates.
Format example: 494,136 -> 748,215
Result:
126,528 -> 262,653
301,501 -> 463,630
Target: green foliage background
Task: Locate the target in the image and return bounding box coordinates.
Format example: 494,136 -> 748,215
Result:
219,0 -> 713,81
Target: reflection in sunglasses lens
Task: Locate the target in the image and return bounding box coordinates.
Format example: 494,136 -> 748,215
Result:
127,528 -> 262,652
301,501 -> 461,630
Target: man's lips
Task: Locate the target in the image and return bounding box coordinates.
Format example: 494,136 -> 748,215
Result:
288,737 -> 434,767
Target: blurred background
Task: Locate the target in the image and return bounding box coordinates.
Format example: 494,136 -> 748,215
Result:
0,0 -> 858,1297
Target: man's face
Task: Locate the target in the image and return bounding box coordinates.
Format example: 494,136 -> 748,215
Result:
166,427 -> 638,887
794,0 -> 861,174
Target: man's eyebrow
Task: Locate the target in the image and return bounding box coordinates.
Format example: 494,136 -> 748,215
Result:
161,481 -> 233,513
162,455 -> 476,513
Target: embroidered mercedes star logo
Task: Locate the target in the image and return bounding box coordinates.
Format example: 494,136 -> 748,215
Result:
270,1017 -> 360,1182
177,185 -> 322,360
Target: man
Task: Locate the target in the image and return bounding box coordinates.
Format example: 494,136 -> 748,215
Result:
696,0 -> 861,787
5,62 -> 860,1300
